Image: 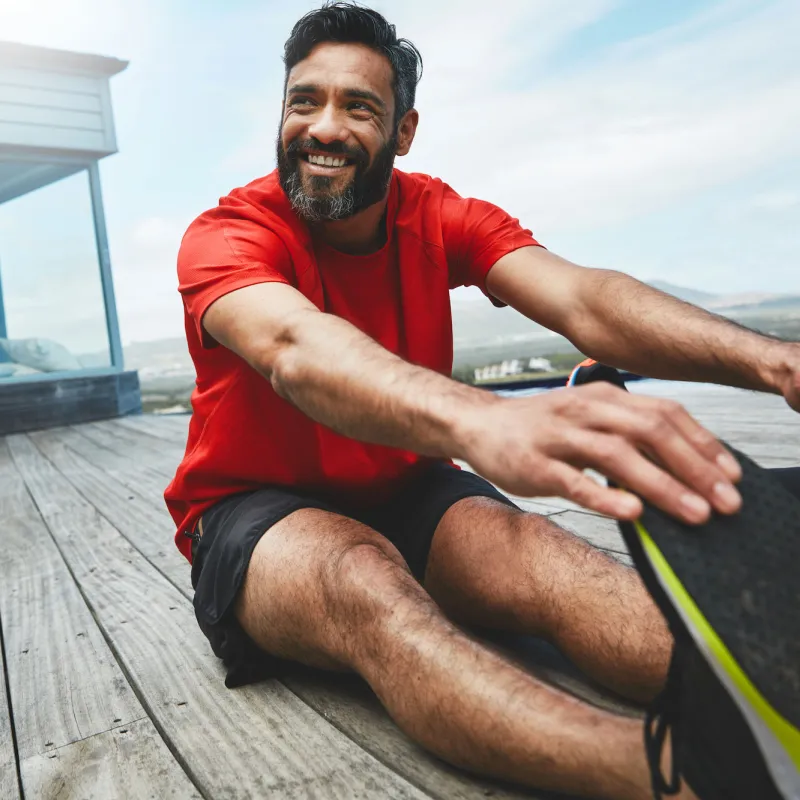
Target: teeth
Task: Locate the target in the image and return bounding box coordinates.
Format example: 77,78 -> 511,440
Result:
308,154 -> 347,167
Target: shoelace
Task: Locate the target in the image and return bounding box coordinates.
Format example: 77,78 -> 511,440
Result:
645,649 -> 684,799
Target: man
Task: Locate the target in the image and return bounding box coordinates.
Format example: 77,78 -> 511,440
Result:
166,4 -> 800,798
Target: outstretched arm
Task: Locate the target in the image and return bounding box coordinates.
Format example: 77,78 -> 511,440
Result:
486,247 -> 800,409
203,282 -> 742,524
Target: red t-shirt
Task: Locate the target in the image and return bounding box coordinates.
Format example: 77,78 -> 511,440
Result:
165,169 -> 540,561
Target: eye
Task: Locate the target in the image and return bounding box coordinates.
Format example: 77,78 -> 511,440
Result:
289,96 -> 315,108
349,102 -> 374,115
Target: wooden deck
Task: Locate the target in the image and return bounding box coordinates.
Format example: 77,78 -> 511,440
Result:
0,381 -> 797,799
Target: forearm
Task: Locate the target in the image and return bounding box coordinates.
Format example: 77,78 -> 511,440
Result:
264,310 -> 495,457
571,270 -> 797,393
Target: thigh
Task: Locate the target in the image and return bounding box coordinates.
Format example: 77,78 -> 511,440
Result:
234,507 -> 414,671
425,495 -> 631,633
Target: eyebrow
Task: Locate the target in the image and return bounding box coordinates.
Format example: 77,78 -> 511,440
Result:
287,83 -> 387,113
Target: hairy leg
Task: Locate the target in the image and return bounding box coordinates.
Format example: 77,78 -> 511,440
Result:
424,497 -> 672,703
234,508 -> 691,800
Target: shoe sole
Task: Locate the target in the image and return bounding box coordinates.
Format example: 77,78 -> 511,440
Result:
620,448 -> 800,799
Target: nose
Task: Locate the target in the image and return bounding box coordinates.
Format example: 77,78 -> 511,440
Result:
307,104 -> 348,145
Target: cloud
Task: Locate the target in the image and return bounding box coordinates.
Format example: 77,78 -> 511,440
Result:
401,0 -> 800,235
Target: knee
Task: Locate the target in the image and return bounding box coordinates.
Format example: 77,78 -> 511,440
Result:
328,540 -> 411,602
322,541 -> 422,645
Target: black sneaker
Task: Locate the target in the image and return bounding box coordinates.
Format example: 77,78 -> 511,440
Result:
567,358 -> 628,390
568,362 -> 800,798
620,451 -> 800,799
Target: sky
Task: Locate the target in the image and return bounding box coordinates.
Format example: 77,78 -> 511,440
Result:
0,0 -> 798,350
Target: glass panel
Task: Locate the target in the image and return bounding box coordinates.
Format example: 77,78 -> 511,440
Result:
0,165 -> 110,380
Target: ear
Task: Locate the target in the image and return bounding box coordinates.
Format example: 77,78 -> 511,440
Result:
394,109 -> 419,157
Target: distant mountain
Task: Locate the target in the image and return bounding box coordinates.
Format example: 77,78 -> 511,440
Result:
647,281 -> 718,305
124,337 -> 191,371
646,280 -> 800,313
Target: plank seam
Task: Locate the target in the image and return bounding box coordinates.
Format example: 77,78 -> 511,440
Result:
0,612 -> 25,800
37,715 -> 150,756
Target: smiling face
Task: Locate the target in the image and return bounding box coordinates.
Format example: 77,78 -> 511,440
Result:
277,42 -> 414,222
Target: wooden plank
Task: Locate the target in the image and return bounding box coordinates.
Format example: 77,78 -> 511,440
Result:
93,418 -> 186,457
0,439 -> 142,758
28,428 -> 190,593
0,439 -> 200,798
0,620 -> 21,800
77,421 -> 182,476
7,434 -> 429,799
61,426 -> 175,505
548,511 -> 632,563
111,414 -> 189,446
21,717 -> 201,800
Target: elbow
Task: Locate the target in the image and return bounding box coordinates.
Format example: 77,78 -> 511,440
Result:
269,344 -> 301,399
254,308 -> 314,397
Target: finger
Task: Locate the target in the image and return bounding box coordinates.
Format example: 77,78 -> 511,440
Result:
565,393 -> 741,515
632,416 -> 741,516
628,395 -> 742,483
558,430 -> 715,525
541,459 -> 643,520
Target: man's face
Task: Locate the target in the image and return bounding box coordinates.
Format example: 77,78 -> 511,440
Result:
278,42 -> 399,222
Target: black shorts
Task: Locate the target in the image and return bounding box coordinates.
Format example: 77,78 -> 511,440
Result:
189,460 -> 518,688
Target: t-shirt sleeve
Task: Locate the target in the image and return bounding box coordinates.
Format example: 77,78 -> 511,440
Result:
177,207 -> 295,348
442,188 -> 542,307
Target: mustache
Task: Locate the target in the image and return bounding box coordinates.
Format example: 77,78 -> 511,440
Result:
285,137 -> 369,167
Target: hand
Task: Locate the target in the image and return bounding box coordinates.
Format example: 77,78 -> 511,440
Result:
456,382 -> 742,523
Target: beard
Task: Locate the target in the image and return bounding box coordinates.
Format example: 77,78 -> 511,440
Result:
277,130 -> 396,223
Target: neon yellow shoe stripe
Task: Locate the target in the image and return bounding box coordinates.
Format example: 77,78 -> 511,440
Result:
634,521 -> 800,773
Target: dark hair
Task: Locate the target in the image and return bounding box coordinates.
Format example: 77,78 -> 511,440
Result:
283,2 -> 423,129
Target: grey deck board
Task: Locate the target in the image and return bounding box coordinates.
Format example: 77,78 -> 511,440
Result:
21,717 -> 201,800
28,428 -> 190,593
77,421 -> 183,475
0,439 -> 142,755
7,434 -> 429,799
0,440 -> 197,798
66,424 -> 180,500
111,414 -> 190,447
0,621 -> 20,800
547,511 -> 632,563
